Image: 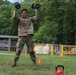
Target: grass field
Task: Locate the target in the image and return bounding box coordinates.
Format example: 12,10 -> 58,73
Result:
0,52 -> 76,75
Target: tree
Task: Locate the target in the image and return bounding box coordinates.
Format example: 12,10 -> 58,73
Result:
33,0 -> 76,44
0,1 -> 14,35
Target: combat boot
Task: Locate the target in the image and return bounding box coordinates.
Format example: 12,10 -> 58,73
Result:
11,60 -> 17,67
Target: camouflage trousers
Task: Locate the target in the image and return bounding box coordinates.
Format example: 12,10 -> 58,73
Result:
14,35 -> 36,62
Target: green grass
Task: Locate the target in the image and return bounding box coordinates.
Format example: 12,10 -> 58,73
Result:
0,52 -> 76,75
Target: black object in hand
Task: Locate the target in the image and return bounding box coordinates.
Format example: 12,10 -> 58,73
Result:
14,2 -> 21,9
31,3 -> 40,9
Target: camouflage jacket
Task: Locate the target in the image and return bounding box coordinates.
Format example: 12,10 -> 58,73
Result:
13,9 -> 39,36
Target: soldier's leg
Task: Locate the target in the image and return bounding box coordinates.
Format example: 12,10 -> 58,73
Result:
26,36 -> 36,64
12,37 -> 25,67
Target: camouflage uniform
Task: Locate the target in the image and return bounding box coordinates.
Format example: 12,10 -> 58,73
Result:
13,9 -> 39,64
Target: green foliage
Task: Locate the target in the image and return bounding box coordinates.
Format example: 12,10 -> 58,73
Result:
34,21 -> 58,42
0,1 -> 13,35
33,0 -> 76,44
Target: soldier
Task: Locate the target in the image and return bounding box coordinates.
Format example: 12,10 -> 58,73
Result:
12,3 -> 40,67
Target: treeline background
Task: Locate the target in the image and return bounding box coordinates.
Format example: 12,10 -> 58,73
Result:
0,0 -> 76,45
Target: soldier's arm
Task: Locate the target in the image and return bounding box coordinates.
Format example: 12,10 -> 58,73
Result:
30,9 -> 40,21
13,9 -> 20,24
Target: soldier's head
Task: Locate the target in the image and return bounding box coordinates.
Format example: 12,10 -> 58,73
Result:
21,9 -> 28,18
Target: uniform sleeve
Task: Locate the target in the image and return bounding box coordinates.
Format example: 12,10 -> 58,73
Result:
30,9 -> 40,21
13,9 -> 20,25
